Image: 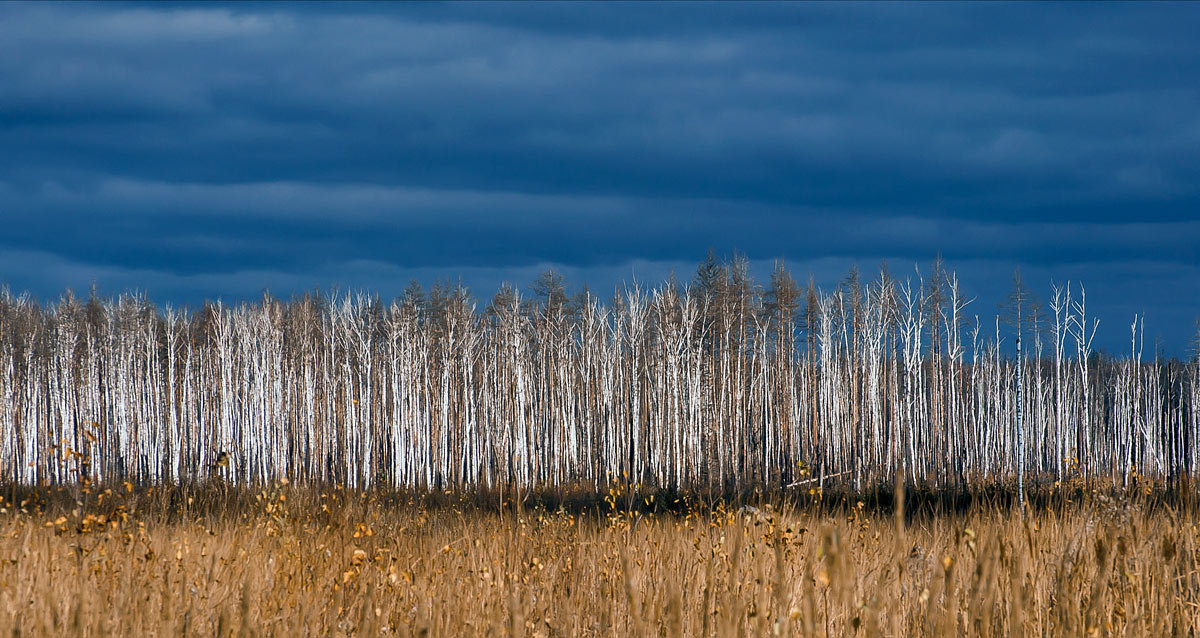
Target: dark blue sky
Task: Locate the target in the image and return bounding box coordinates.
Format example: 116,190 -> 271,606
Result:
2,2 -> 1198,353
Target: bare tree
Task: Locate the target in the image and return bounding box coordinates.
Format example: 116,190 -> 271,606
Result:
0,261 -> 1192,500
999,268 -> 1042,507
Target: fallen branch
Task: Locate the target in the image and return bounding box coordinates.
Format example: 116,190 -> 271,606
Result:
786,470 -> 850,488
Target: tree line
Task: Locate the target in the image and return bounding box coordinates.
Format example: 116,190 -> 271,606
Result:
1,254 -> 1197,493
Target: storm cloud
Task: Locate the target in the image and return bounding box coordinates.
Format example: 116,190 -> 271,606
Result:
1,2 -> 1197,352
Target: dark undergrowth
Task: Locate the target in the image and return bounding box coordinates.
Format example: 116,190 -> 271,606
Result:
2,474 -> 1197,528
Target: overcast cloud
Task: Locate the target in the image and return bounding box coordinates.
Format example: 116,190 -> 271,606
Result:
1,2 -> 1197,352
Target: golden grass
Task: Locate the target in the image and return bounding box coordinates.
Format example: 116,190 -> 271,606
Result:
0,484 -> 1197,636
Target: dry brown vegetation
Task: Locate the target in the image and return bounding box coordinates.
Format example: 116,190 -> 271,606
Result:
0,483 -> 1198,636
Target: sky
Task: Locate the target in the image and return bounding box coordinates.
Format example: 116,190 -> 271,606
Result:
1,2 -> 1198,354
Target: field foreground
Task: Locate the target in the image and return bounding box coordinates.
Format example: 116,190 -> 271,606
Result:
0,485 -> 1197,636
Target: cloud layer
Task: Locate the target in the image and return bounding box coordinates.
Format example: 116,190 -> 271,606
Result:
1,3 -> 1197,351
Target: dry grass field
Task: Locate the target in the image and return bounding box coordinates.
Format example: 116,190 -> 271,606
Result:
0,483 -> 1197,636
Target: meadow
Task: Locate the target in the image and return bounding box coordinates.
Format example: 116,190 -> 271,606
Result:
1,260 -> 1198,635
1,482 -> 1197,636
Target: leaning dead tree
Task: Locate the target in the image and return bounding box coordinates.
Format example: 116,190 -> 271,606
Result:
0,259 -> 1196,494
